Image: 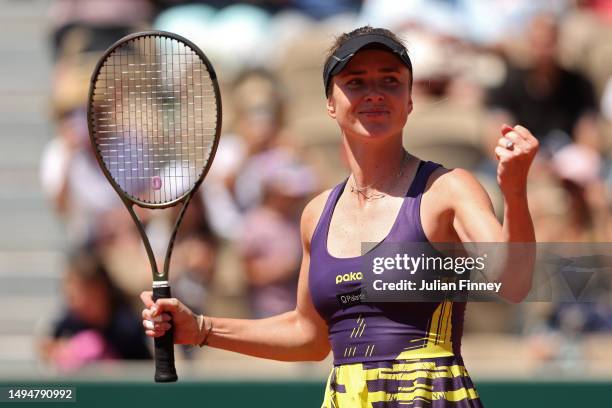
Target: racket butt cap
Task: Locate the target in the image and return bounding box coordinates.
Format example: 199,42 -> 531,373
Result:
154,371 -> 178,383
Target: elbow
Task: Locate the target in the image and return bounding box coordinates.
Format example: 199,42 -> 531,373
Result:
501,285 -> 531,304
503,294 -> 525,304
298,336 -> 330,362
309,347 -> 330,362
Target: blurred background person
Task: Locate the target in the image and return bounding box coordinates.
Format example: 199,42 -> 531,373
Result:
38,249 -> 151,373
486,12 -> 599,154
238,157 -> 318,318
201,68 -> 302,239
39,68 -> 122,246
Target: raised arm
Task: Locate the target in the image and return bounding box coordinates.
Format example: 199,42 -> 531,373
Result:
428,124 -> 538,302
141,192 -> 331,362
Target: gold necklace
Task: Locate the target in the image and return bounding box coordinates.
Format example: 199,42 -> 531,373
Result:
349,152 -> 409,201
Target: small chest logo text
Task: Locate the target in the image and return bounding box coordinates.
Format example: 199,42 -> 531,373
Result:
336,272 -> 363,284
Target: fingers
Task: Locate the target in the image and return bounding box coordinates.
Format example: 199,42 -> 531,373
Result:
501,124 -> 514,136
141,308 -> 171,322
498,123 -> 538,154
140,291 -> 154,308
495,146 -> 513,161
142,310 -> 172,338
151,298 -> 180,316
143,319 -> 172,337
512,125 -> 534,141
500,124 -> 539,147
141,296 -> 180,318
497,136 -> 517,151
140,296 -> 185,338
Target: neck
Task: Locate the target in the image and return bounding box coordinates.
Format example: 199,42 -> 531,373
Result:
343,132 -> 408,194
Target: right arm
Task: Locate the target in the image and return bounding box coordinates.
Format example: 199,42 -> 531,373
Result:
141,191 -> 332,362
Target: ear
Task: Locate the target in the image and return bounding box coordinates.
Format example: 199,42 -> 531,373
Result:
406,97 -> 413,116
327,95 -> 337,119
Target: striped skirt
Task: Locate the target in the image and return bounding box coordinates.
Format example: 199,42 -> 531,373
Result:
321,357 -> 483,407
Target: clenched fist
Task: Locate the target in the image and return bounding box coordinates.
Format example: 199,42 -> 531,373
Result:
495,124 -> 539,196
140,291 -> 205,345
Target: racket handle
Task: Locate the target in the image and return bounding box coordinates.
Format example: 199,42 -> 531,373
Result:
152,285 -> 178,383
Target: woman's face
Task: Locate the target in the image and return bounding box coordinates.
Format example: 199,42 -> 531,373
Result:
327,48 -> 413,141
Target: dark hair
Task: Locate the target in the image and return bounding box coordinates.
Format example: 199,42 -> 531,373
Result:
326,26 -> 405,62
65,248 -> 129,314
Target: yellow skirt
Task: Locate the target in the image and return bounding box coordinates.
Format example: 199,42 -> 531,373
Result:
321,357 -> 483,408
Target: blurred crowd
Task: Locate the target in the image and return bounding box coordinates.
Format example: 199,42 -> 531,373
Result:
38,0 -> 612,373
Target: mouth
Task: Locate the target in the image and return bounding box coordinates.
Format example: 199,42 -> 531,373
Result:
358,109 -> 390,117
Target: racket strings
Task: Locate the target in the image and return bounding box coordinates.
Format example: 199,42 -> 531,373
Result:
91,34 -> 218,205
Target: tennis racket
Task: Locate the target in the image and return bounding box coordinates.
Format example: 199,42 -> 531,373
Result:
87,31 -> 221,382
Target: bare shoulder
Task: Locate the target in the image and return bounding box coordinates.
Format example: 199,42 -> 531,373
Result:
426,167 -> 490,204
421,167 -> 495,242
301,189 -> 333,247
427,167 -> 482,193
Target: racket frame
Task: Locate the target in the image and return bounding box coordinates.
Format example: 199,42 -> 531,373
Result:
87,30 -> 222,382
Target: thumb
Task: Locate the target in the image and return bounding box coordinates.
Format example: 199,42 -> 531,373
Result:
152,298 -> 180,317
140,291 -> 154,308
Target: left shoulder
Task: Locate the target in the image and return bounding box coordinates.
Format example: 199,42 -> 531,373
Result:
425,167 -> 490,207
426,167 -> 487,200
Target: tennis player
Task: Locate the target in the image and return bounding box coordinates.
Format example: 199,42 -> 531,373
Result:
141,26 -> 538,406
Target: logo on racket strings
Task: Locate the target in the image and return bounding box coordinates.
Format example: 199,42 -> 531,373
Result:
152,176 -> 162,190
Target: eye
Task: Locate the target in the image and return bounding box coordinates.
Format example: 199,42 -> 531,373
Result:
346,78 -> 364,87
382,76 -> 399,84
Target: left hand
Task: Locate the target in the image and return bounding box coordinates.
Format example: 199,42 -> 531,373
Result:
495,124 -> 539,196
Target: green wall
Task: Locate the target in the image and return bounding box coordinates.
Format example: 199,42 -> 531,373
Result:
1,381 -> 611,407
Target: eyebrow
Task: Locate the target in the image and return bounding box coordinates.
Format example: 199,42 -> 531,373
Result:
341,67 -> 402,76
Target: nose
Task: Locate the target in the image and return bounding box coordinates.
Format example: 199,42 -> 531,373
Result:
364,83 -> 384,102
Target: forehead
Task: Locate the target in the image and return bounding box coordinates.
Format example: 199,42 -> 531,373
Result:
337,48 -> 408,75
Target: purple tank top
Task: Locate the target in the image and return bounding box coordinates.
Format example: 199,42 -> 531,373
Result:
309,161 -> 466,365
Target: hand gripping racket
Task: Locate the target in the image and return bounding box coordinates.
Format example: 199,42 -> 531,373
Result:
87,31 -> 221,382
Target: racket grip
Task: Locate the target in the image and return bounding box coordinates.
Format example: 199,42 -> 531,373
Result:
153,285 -> 178,383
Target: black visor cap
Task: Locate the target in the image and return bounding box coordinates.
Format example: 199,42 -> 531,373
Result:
323,33 -> 412,97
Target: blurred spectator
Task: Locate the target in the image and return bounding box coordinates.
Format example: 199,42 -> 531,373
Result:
41,54 -> 125,245
49,0 -> 155,60
458,0 -> 569,46
40,104 -> 122,244
238,158 -> 318,318
39,249 -> 151,372
289,0 -> 362,20
576,0 -> 612,23
359,0 -> 568,43
154,3 -> 274,76
202,68 -> 300,239
153,0 -> 361,19
169,194 -> 219,318
547,141 -> 612,242
487,13 -> 599,152
153,0 -> 288,15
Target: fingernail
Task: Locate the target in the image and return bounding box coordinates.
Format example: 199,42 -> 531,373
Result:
152,315 -> 163,323
144,320 -> 154,330
151,306 -> 158,315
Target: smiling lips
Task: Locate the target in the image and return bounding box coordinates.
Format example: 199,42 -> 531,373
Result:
358,108 -> 390,117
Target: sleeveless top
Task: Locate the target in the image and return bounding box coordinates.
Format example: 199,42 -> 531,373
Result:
309,161 -> 467,366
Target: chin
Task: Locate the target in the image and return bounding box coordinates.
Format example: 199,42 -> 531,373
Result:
355,125 -> 398,141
